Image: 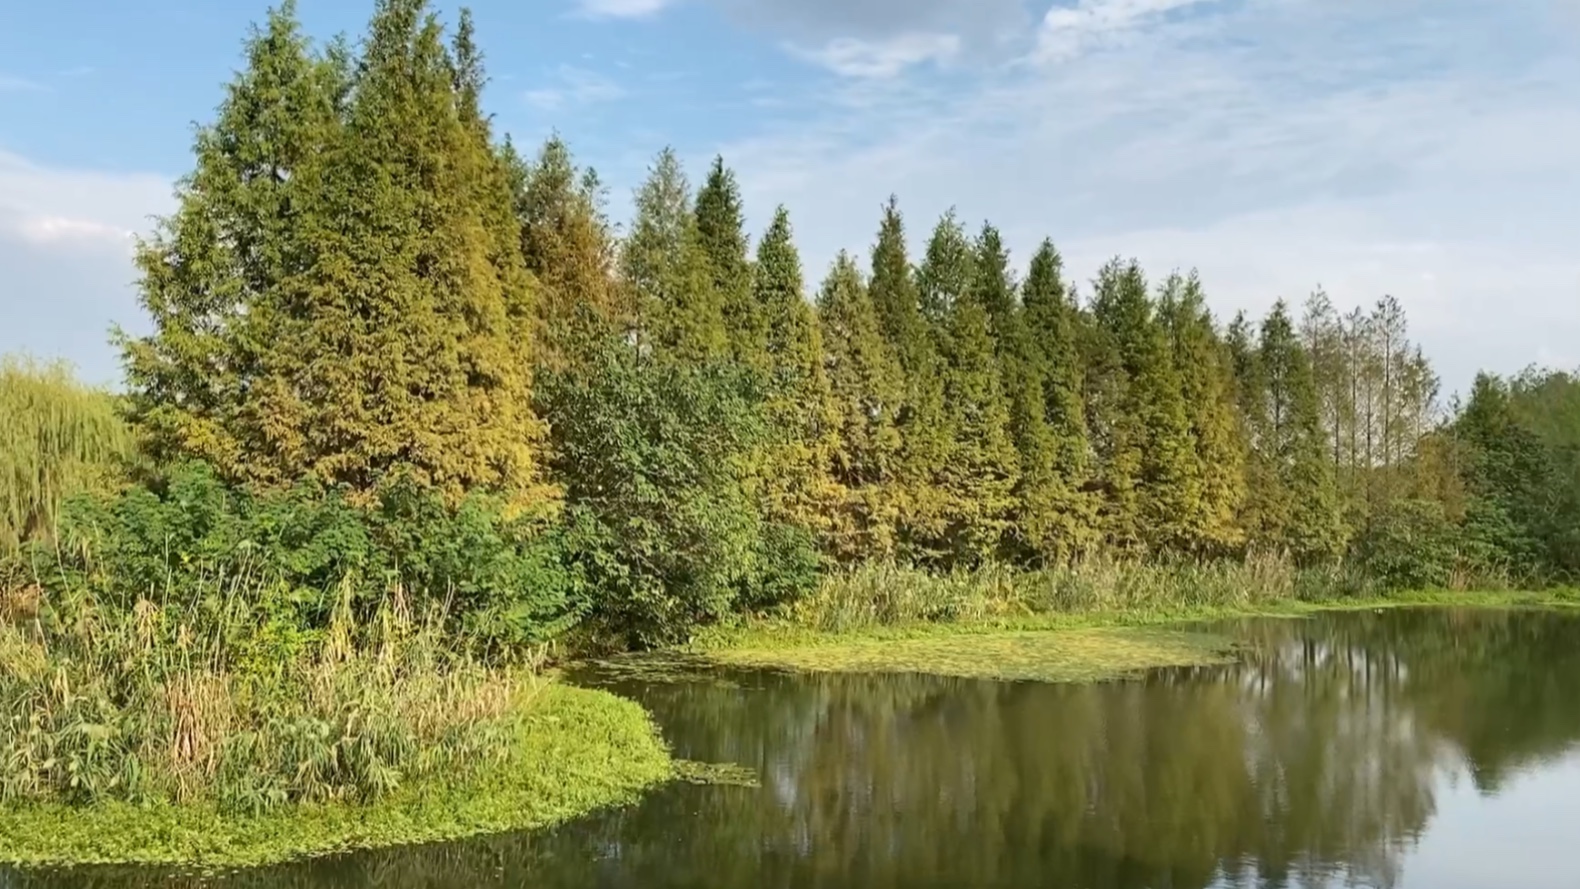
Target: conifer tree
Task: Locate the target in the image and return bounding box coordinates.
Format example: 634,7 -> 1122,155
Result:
622,148 -> 725,363
695,157 -> 767,370
1158,272 -> 1247,553
752,207 -> 840,536
1249,301 -> 1346,559
1019,240 -> 1099,558
816,253 -> 905,557
128,0 -> 548,504
509,135 -> 621,368
1086,260 -> 1196,551
124,1 -> 344,481
868,199 -> 949,558
924,216 -> 1017,563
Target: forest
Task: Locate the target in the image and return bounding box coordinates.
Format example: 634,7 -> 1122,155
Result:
1,0 -> 1577,859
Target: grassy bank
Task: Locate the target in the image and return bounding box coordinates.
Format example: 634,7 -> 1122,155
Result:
687,561 -> 1579,682
0,682 -> 673,870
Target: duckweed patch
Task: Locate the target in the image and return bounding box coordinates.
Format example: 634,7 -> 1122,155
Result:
0,684 -> 674,871
707,627 -> 1237,684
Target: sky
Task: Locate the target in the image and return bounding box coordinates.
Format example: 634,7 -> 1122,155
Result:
1,0 -> 1577,394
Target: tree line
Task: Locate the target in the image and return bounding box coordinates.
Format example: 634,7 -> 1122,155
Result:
11,0 -> 1573,647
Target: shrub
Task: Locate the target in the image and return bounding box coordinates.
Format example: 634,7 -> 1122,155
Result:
1354,498 -> 1460,591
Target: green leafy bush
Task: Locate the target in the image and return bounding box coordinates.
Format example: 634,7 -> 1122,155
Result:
20,462 -> 582,651
1354,499 -> 1460,591
538,339 -> 785,645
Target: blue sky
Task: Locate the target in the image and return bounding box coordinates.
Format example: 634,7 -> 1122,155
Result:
2,0 -> 1578,394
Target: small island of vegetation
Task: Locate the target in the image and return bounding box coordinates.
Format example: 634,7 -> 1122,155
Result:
3,0 -> 1577,871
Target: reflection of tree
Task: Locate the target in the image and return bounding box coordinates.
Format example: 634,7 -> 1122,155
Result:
9,609 -> 1579,889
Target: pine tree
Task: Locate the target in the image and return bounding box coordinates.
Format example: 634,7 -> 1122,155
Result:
695,156 -> 767,371
1019,240 -> 1099,558
867,198 -> 949,558
128,0 -> 548,504
622,148 -> 725,363
816,252 -> 905,558
1252,301 -> 1346,560
1086,260 -> 1196,552
925,215 -> 1017,563
752,207 -> 841,536
124,1 -> 344,482
1158,272 -> 1247,554
509,134 -> 621,368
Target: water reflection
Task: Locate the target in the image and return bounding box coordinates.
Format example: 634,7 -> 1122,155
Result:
8,608 -> 1580,889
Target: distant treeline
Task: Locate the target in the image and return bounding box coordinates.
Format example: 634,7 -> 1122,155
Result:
5,0 -> 1577,649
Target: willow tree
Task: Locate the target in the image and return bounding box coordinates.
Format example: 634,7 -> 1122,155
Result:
0,357 -> 130,550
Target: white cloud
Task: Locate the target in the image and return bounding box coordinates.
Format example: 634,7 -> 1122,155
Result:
0,151 -> 171,383
793,32 -> 961,78
717,0 -> 1580,394
0,74 -> 46,93
1037,0 -> 1222,62
524,65 -> 627,110
575,0 -> 673,19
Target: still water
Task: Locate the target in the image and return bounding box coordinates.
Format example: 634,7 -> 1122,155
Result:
9,608 -> 1580,888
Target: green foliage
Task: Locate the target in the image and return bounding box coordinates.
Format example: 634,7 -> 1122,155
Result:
1354,498 -> 1460,591
696,156 -> 766,370
623,148 -> 727,364
0,684 -> 671,868
0,356 -> 131,551
509,135 -> 623,369
536,338 -> 770,645
123,0 -> 548,505
1086,260 -> 1197,552
752,207 -> 842,539
816,253 -> 905,559
21,462 -> 581,651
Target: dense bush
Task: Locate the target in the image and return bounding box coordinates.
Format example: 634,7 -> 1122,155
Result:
1354,499 -> 1461,591
538,339 -> 784,646
17,462 -> 583,652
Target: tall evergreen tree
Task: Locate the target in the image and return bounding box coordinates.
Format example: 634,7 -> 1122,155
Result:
622,148 -> 725,363
124,1 -> 344,482
1158,272 -> 1247,554
128,0 -> 549,504
752,207 -> 840,536
868,198 -> 949,558
695,157 -> 767,370
1019,240 -> 1099,558
509,135 -> 621,368
1248,301 -> 1346,560
925,216 -> 1017,563
1086,260 -> 1196,551
816,253 -> 905,558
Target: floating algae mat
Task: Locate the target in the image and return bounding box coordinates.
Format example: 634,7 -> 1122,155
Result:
707,626 -> 1237,683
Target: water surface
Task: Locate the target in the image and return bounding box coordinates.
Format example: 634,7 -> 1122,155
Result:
9,608 -> 1580,888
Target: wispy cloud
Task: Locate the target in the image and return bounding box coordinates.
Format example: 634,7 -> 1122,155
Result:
716,0 -> 1580,392
524,65 -> 627,110
1036,0 -> 1223,62
574,0 -> 673,20
0,74 -> 47,93
792,32 -> 961,78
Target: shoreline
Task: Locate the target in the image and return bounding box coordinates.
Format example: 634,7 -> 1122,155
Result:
684,589 -> 1580,683
0,683 -> 675,872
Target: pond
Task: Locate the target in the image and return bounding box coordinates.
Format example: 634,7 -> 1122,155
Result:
8,608 -> 1580,888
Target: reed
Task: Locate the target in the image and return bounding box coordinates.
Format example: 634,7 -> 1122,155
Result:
0,355 -> 131,551
784,552 -> 1371,634
0,572 -> 528,814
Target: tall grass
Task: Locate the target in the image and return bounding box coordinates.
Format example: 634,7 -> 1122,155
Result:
0,572 -> 530,814
784,553 -> 1372,633
0,355 -> 131,551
